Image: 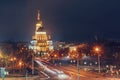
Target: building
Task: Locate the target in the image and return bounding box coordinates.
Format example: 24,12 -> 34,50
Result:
29,11 -> 53,56
54,41 -> 66,50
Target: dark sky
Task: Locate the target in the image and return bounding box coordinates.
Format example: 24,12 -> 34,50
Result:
0,0 -> 120,42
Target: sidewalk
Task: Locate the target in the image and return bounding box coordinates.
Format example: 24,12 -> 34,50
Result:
0,76 -> 39,80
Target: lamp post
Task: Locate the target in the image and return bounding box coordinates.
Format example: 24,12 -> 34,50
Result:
10,57 -> 16,74
32,53 -> 34,75
73,47 -> 80,80
19,61 -> 22,73
32,45 -> 36,75
77,52 -> 80,80
10,58 -> 13,73
13,57 -> 16,73
94,47 -> 101,73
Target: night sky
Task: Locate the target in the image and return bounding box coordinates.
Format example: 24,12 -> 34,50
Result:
0,0 -> 120,42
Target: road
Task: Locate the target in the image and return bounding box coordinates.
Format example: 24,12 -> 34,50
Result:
35,58 -> 120,80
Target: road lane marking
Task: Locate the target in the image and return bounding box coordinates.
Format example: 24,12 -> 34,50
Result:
40,71 -> 50,79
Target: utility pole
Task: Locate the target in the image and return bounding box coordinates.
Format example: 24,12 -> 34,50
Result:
77,49 -> 80,80
32,53 -> 34,75
26,71 -> 28,80
77,54 -> 80,80
98,55 -> 101,73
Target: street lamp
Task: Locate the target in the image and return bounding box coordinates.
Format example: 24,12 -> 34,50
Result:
73,47 -> 80,80
19,61 -> 22,73
19,62 -> 22,66
94,46 -> 101,73
10,57 -> 16,74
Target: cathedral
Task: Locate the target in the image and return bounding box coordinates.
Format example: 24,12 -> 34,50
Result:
29,11 -> 53,56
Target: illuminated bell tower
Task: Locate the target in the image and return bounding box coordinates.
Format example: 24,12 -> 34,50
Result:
30,10 -> 53,56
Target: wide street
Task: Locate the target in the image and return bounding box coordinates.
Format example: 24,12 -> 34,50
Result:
35,58 -> 120,80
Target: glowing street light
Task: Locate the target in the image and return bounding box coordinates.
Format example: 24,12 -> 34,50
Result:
10,58 -> 13,61
95,47 -> 99,52
10,57 -> 16,61
13,57 -> 16,61
73,47 -> 76,51
19,62 -> 22,66
19,61 -> 23,72
54,54 -> 57,58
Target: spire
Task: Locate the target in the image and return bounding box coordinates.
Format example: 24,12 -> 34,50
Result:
37,10 -> 40,21
36,10 -> 43,31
